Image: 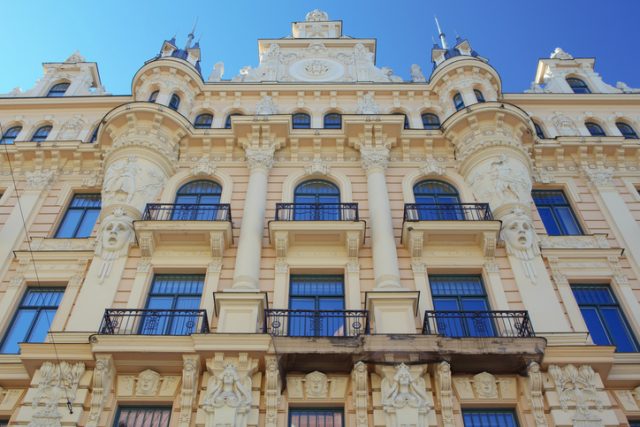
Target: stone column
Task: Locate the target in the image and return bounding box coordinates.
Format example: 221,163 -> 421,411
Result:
360,147 -> 401,289
231,146 -> 274,290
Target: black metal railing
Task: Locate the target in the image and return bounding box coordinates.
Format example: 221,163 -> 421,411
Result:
264,309 -> 368,337
99,309 -> 209,335
142,203 -> 232,222
404,203 -> 493,221
422,310 -> 534,338
274,203 -> 359,221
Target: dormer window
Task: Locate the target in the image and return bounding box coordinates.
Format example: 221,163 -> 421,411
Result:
585,122 -> 606,137
453,92 -> 465,111
169,94 -> 181,111
148,91 -> 159,103
47,82 -> 70,97
292,113 -> 311,129
421,113 -> 440,130
474,89 -> 485,103
194,113 -> 213,129
616,122 -> 639,140
32,125 -> 52,143
1,126 -> 22,145
567,77 -> 591,94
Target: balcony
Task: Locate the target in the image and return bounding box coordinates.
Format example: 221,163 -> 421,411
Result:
134,203 -> 233,257
422,310 -> 534,338
402,203 -> 500,258
264,309 -> 369,337
269,203 -> 366,258
98,309 -> 210,335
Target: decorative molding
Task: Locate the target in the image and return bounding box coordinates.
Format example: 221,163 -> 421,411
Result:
304,158 -> 330,176
582,165 -> 614,188
178,354 -> 200,427
305,371 -> 329,398
191,156 -> 216,177
419,158 -> 445,176
95,208 -> 134,282
500,208 -> 540,280
25,169 -> 56,190
117,370 -> 180,398
86,355 -> 114,427
471,372 -> 498,399
548,364 -> 603,425
357,93 -> 379,115
274,231 -> 288,258
410,64 -> 426,83
437,361 -> 455,427
539,234 -> 610,249
360,147 -> 390,174
255,95 -> 278,115
29,362 -> 85,427
379,363 -> 432,427
527,362 -> 547,427
352,362 -> 369,427
245,147 -> 275,172
264,356 -> 280,427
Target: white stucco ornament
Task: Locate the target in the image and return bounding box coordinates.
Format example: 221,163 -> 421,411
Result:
306,9 -> 329,21
58,114 -> 86,140
410,64 -> 426,82
468,154 -> 532,210
552,112 -> 579,136
102,155 -> 166,211
550,47 -> 573,60
304,371 -> 329,398
357,92 -> 379,114
208,62 -> 224,82
203,364 -> 253,426
616,81 -> 640,93
289,58 -> 345,82
255,95 -> 278,115
472,372 -> 498,398
95,208 -> 134,281
381,363 -> 432,427
29,362 -> 85,427
549,364 -> 603,426
500,207 -> 540,280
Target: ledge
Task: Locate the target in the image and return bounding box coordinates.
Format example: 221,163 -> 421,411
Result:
403,220 -> 501,258
269,220 -> 365,258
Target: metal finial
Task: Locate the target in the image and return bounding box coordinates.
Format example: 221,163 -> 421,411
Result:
434,16 -> 448,49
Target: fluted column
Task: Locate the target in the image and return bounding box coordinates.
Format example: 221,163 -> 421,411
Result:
232,147 -> 275,290
360,147 -> 402,289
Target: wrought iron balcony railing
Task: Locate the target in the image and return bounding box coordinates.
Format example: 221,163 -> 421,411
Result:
403,203 -> 493,222
274,203 -> 359,221
422,310 -> 534,338
264,309 -> 368,337
99,309 -> 209,335
142,203 -> 232,222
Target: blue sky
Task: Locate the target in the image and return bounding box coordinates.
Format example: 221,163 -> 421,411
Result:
2,0 -> 639,94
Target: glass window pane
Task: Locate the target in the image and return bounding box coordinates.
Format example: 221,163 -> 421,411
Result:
463,410 -> 518,427
0,310 -> 37,353
56,210 -> 82,238
76,210 -> 100,237
601,307 -> 639,352
28,310 -> 57,343
537,207 -> 561,235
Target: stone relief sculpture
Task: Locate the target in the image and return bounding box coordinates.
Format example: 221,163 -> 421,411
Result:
472,372 -> 498,398
616,81 -> 640,93
255,95 -> 278,115
352,362 -> 368,427
264,356 -> 280,427
306,9 -> 329,21
436,362 -> 455,427
550,47 -> 573,60
410,64 -> 426,83
29,361 -> 85,427
102,155 -> 165,210
203,364 -> 253,427
304,371 -> 329,398
357,93 -> 380,115
208,62 -> 224,82
86,355 -> 114,427
95,208 -> 134,281
178,355 -> 200,427
468,154 -> 532,209
58,114 -> 86,140
549,364 -> 603,426
135,369 -> 161,396
500,208 -> 540,280
551,112 -> 579,136
380,363 -> 431,427
528,362 -> 548,427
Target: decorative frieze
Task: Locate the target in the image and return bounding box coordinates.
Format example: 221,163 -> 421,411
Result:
286,371 -> 348,401
453,372 -> 517,401
360,147 -> 389,174
116,369 -> 180,398
245,147 -> 275,172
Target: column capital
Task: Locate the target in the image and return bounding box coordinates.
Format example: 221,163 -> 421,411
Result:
360,146 -> 389,174
245,146 -> 275,172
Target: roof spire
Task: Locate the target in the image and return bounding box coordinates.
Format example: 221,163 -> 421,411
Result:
434,16 -> 448,49
185,18 -> 198,49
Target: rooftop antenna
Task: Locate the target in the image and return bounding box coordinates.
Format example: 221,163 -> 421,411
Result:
434,16 -> 448,49
185,18 -> 198,49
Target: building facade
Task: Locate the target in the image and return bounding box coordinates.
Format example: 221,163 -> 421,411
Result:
1,9 -> 640,427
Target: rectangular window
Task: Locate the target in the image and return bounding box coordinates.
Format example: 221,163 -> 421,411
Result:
288,275 -> 345,337
429,275 -> 494,337
629,421 -> 640,427
55,194 -> 101,238
141,274 -> 204,335
572,285 -> 639,352
1,288 -> 64,354
463,409 -> 519,426
114,406 -> 171,427
289,408 -> 343,427
532,190 -> 583,236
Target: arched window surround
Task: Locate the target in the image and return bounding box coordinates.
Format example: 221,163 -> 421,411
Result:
171,179 -> 223,220
148,90 -> 159,103
453,92 -> 465,111
31,125 -> 53,142
323,112 -> 342,129
224,111 -> 244,129
194,113 -> 214,129
585,121 -> 606,137
473,89 -> 486,103
292,112 -> 312,129
615,121 -> 639,140
533,120 -> 546,139
293,179 -> 341,220
1,125 -> 23,144
566,77 -> 591,94
421,112 -> 441,130
168,93 -> 181,111
161,171 -> 233,205
46,82 -> 70,97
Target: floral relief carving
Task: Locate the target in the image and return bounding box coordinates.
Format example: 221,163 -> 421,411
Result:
552,113 -> 579,136
58,114 -> 86,140
255,95 -> 278,115
245,147 -> 275,172
29,361 -> 85,427
25,169 -> 56,190
357,93 -> 379,115
360,147 -> 389,174
549,364 -> 603,426
582,165 -> 614,187
527,362 -> 547,426
86,355 -> 114,427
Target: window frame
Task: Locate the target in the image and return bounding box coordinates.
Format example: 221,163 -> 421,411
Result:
571,284 -> 639,352
113,405 -> 172,427
585,121 -> 606,137
532,189 -> 584,236
168,93 -> 181,111
462,408 -> 520,427
533,122 -> 545,139
0,287 -> 65,354
616,122 -> 639,139
474,89 -> 486,103
225,113 -> 241,129
54,193 -> 101,238
421,113 -> 441,130
148,90 -> 159,103
453,92 -> 465,111
566,77 -> 591,94
288,407 -> 344,427
46,82 -> 70,97
1,126 -> 22,145
194,113 -> 213,129
31,125 -> 52,143
323,113 -> 342,129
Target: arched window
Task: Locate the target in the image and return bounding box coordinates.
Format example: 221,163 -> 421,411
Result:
148,90 -> 159,103
1,126 -> 22,145
47,82 -> 70,97
292,113 -> 311,129
413,180 -> 463,220
474,89 -> 485,103
533,122 -> 545,139
453,92 -> 465,111
616,122 -> 639,140
32,125 -> 52,142
194,113 -> 213,129
421,113 -> 440,130
294,179 -> 341,220
225,113 -> 241,129
585,122 -> 606,137
323,113 -> 342,129
168,94 -> 181,111
567,77 -> 591,94
173,180 -> 222,220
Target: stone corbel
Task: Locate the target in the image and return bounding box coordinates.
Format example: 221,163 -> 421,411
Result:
351,362 -> 369,427
264,356 -> 281,427
86,355 -> 115,427
274,231 -> 289,258
178,354 -> 200,427
482,231 -> 497,258
436,361 -> 455,427
137,230 -> 156,258
346,230 -> 361,258
209,231 -> 225,259
527,362 -> 547,427
408,229 -> 424,259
